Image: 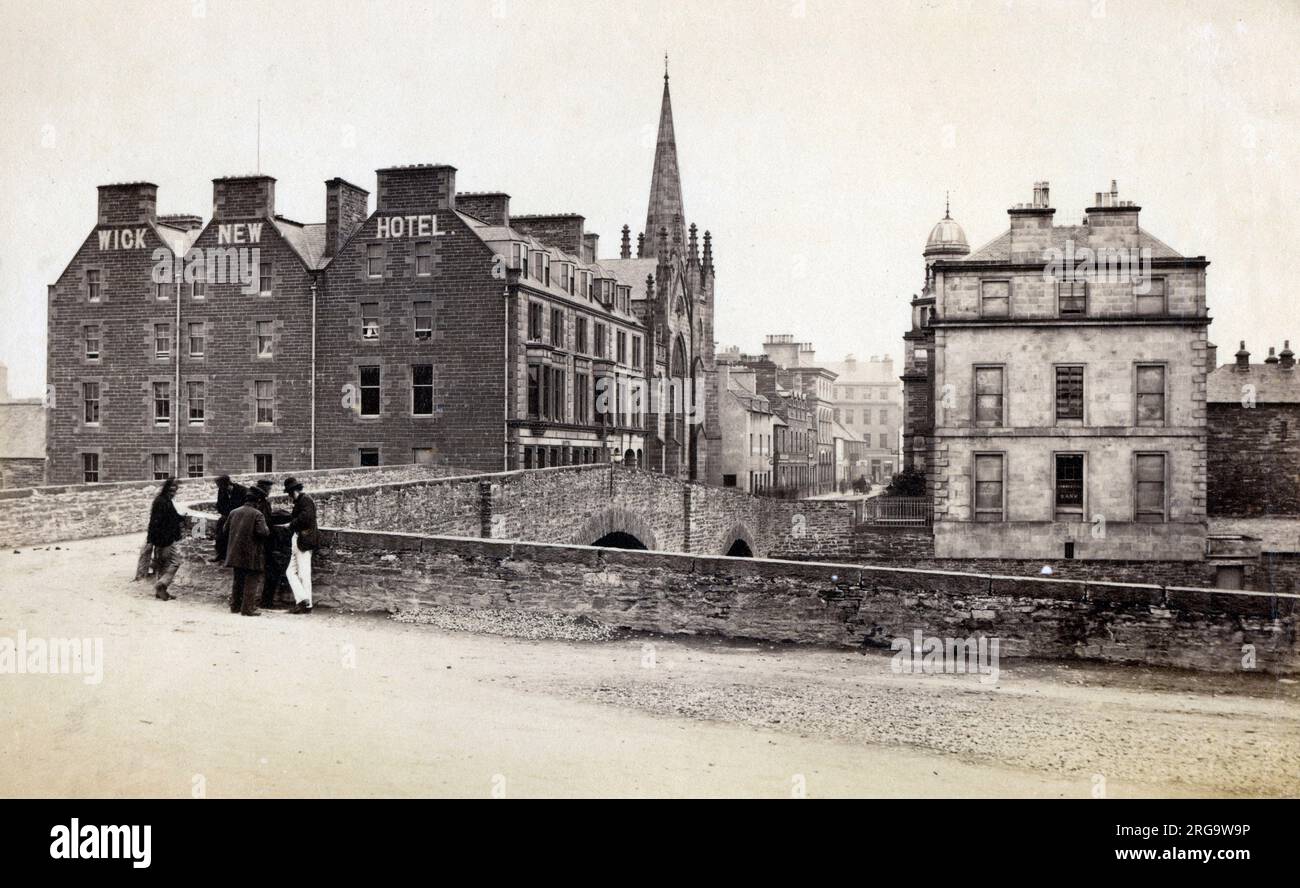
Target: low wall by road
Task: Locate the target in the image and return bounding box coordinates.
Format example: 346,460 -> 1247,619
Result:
0,463 -> 465,548
170,524 -> 1300,674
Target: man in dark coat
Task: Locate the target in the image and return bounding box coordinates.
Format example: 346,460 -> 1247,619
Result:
146,478 -> 183,601
253,478 -> 291,608
224,485 -> 270,616
213,475 -> 243,562
273,476 -> 318,615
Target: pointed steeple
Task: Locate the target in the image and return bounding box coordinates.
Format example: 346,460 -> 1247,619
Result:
644,62 -> 686,260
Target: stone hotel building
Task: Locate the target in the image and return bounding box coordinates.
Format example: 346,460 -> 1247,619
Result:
45,74 -> 716,485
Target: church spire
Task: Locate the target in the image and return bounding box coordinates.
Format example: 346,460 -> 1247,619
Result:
644,63 -> 686,260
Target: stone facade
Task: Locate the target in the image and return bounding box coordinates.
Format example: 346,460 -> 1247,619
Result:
906,181 -> 1211,562
43,74 -> 716,487
1206,342 -> 1299,517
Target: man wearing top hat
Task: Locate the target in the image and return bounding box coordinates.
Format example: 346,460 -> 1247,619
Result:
274,476 -> 318,614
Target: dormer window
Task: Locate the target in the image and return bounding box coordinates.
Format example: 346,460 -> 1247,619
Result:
513,243 -> 529,279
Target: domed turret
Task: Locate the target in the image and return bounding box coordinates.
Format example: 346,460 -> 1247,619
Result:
924,194 -> 970,259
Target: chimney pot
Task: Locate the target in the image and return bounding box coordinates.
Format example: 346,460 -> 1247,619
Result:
1265,347 -> 1279,364
1235,341 -> 1251,370
1280,340 -> 1296,369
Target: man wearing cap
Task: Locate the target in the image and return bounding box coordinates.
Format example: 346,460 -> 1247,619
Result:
224,484 -> 270,616
277,476 -> 318,615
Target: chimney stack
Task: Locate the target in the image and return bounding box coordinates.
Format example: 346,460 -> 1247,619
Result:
454,191 -> 510,226
97,182 -> 158,226
583,232 -> 599,264
374,164 -> 457,213
1235,341 -> 1251,370
1085,179 -> 1141,231
325,178 -> 370,258
1206,342 -> 1218,370
212,175 -> 276,220
1280,340 -> 1296,369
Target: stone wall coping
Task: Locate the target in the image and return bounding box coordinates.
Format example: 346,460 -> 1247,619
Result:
0,461 -> 467,501
274,523 -> 1300,603
173,462 -> 612,514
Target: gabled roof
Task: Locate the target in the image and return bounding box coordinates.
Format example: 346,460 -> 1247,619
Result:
153,221 -> 203,257
271,217 -> 329,270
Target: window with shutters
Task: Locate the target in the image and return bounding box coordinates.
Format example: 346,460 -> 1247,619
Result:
1135,453 -> 1167,523
1055,365 -> 1084,421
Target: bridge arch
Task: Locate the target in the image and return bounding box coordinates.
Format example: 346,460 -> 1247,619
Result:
577,506 -> 660,552
720,521 -> 757,558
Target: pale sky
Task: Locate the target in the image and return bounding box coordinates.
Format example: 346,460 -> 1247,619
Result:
1,0 -> 1298,397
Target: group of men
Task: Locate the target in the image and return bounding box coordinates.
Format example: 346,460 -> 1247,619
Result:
135,474 -> 318,617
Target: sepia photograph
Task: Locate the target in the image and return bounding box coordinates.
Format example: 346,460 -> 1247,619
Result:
0,0 -> 1297,858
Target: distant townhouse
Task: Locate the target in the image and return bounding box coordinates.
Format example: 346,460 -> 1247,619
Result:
824,354 -> 900,483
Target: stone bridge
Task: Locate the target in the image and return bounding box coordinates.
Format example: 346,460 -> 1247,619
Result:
178,463 -> 831,559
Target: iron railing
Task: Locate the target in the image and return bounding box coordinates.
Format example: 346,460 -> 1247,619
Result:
855,496 -> 932,526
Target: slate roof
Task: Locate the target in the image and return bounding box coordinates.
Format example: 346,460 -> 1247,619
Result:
1207,362 -> 1300,404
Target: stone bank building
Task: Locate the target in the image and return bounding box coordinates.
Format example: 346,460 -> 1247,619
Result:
903,182 -> 1212,562
44,73 -> 717,485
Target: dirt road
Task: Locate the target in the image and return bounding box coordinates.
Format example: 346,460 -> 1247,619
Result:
1,535 -> 1296,797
